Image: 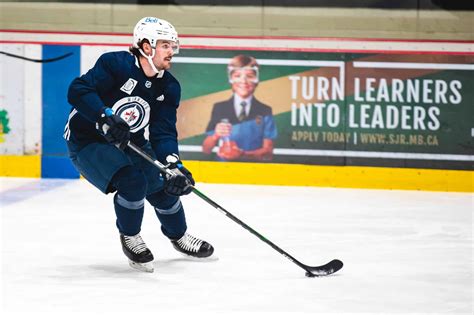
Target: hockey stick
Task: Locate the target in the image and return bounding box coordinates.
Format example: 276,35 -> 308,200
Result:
127,141 -> 343,277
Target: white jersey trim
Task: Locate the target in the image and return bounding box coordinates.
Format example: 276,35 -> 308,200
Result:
63,108 -> 78,140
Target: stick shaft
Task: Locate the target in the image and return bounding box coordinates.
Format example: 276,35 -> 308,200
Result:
127,142 -> 312,273
191,187 -> 310,270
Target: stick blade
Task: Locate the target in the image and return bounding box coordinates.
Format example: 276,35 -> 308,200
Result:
305,259 -> 343,277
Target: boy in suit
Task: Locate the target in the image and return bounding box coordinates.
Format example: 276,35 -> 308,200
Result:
202,55 -> 277,161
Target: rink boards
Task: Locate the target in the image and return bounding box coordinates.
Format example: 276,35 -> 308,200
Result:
1,155 -> 471,192
0,31 -> 472,191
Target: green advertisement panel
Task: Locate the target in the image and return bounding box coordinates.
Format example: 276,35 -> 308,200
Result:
171,50 -> 473,170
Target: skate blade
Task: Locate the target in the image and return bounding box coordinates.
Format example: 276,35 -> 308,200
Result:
128,260 -> 154,273
178,253 -> 219,262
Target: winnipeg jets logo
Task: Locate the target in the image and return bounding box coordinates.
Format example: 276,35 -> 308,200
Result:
157,94 -> 164,101
145,81 -> 152,88
123,109 -> 138,123
112,96 -> 150,133
120,78 -> 138,95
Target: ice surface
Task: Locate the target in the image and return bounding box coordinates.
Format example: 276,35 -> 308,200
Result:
1,177 -> 472,314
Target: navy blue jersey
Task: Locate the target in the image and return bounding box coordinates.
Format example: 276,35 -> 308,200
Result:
65,51 -> 181,162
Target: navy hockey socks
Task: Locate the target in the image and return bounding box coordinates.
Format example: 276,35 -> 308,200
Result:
111,166 -> 147,236
148,192 -> 187,239
114,193 -> 145,236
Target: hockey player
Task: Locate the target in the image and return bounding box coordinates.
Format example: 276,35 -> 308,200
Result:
64,17 -> 214,273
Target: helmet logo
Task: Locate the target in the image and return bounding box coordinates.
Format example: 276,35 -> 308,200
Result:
144,17 -> 159,23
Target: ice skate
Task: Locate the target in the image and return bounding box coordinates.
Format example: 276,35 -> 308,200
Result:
171,232 -> 214,258
120,233 -> 154,273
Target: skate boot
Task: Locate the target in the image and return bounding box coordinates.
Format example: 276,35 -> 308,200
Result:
171,232 -> 214,258
120,233 -> 154,273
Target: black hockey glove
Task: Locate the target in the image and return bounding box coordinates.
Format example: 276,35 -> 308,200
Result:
163,154 -> 195,196
97,108 -> 130,150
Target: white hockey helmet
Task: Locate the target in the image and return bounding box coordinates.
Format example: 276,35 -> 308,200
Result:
133,17 -> 179,54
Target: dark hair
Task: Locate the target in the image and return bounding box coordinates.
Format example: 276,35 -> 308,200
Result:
228,55 -> 259,68
129,39 -> 150,57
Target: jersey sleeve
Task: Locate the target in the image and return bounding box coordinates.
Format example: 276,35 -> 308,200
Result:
67,53 -> 117,122
149,80 -> 181,162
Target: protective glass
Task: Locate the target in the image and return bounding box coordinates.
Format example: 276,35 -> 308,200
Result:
228,66 -> 259,84
155,40 -> 180,54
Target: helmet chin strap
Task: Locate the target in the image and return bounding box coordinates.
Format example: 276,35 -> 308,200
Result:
139,48 -> 164,78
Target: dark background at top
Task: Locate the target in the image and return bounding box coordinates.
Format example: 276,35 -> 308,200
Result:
7,0 -> 474,10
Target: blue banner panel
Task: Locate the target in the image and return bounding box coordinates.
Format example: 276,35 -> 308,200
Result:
42,45 -> 80,178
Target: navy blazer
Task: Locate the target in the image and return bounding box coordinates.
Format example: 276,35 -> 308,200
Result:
206,96 -> 273,132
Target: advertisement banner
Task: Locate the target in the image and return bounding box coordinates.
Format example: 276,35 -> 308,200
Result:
172,50 -> 474,170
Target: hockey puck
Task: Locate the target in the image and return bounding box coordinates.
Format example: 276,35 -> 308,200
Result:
305,271 -> 316,277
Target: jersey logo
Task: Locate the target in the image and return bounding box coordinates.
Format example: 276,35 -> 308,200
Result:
157,94 -> 164,101
120,78 -> 138,95
112,96 -> 150,133
145,81 -> 152,88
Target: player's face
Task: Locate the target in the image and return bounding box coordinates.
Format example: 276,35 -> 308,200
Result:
230,68 -> 258,98
152,40 -> 176,70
